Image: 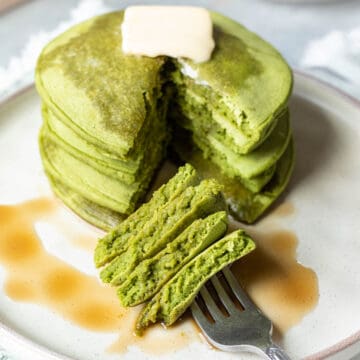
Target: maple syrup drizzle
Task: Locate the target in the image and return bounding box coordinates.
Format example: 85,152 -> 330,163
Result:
0,199 -> 318,353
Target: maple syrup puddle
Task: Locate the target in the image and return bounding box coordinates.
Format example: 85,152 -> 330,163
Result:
108,310 -> 198,355
232,228 -> 319,336
70,234 -> 98,252
0,198 -> 318,354
0,198 -> 198,354
269,202 -> 296,218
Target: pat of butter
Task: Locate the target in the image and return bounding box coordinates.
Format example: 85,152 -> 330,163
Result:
121,6 -> 215,63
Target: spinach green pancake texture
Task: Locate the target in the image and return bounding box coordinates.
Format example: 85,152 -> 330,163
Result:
136,229 -> 255,332
36,10 -> 294,228
95,165 -> 255,331
94,163 -> 201,267
117,211 -> 228,306
172,130 -> 295,224
100,178 -> 227,285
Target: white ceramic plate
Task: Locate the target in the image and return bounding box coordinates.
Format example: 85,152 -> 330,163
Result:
1,72 -> 360,360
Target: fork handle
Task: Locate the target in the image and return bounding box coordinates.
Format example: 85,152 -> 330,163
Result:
264,343 -> 292,360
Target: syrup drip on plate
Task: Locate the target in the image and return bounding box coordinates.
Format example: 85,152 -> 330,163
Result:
232,228 -> 318,336
0,199 -> 318,354
0,198 -> 197,353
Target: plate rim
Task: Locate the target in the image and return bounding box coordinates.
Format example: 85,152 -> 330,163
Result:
291,69 -> 360,360
293,69 -> 360,109
0,321 -> 73,360
0,70 -> 360,360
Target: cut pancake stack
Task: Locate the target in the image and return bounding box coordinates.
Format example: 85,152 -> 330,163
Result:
170,12 -> 294,222
36,11 -> 294,228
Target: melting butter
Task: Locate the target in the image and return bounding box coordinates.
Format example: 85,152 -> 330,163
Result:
121,6 -> 215,63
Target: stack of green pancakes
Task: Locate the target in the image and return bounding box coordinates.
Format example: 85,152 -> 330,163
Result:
94,164 -> 255,332
36,10 -> 294,229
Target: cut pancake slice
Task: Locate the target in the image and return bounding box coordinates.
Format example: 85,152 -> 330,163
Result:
94,164 -> 201,268
136,229 -> 255,332
117,211 -> 228,306
100,179 -> 227,285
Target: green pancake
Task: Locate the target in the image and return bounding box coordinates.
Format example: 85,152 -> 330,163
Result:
47,173 -> 126,230
100,179 -> 227,285
43,101 -> 167,178
172,11 -> 292,154
172,135 -> 295,223
175,108 -> 291,181
136,229 -> 255,333
191,131 -> 278,193
94,163 -> 201,268
36,12 -> 166,158
39,126 -> 144,214
42,106 -> 166,185
117,211 -> 228,307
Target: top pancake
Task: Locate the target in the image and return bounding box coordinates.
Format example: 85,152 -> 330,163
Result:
36,10 -> 292,158
36,12 -> 165,158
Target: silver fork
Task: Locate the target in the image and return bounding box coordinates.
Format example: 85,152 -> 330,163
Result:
191,267 -> 291,360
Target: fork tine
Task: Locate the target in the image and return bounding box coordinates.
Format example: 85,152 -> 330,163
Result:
191,300 -> 211,327
222,267 -> 257,311
199,287 -> 224,322
210,276 -> 237,314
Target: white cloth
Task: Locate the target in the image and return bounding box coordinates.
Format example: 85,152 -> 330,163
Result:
0,346 -> 13,360
301,27 -> 360,98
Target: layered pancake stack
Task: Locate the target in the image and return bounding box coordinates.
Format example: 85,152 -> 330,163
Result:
171,12 -> 294,222
36,13 -> 169,230
36,10 -> 294,228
